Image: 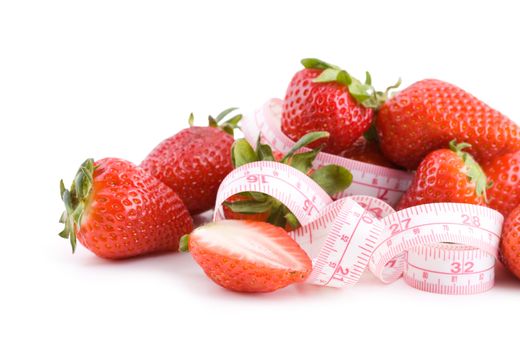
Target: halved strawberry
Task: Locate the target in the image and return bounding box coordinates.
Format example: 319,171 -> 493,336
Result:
181,220 -> 312,293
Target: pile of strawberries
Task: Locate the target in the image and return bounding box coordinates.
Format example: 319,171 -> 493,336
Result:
59,58 -> 520,293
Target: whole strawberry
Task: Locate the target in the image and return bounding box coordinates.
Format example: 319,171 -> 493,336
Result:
224,132 -> 353,230
59,158 -> 193,258
282,58 -> 399,154
181,220 -> 312,292
141,108 -> 241,215
397,141 -> 489,210
500,204 -> 520,281
482,151 -> 520,217
377,79 -> 520,169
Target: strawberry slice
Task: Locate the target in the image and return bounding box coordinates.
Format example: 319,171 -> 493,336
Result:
181,220 -> 312,293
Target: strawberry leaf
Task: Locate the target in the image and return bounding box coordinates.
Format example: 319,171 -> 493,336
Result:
301,58 -> 339,70
280,131 -> 329,162
231,139 -> 258,168
190,108 -> 242,135
243,191 -> 268,202
310,165 -> 353,196
284,212 -> 300,230
179,234 -> 190,252
223,199 -> 273,214
450,140 -> 490,202
208,116 -> 218,128
215,107 -> 238,123
256,136 -> 275,161
288,148 -> 321,174
365,71 -> 372,85
266,202 -> 286,228
306,58 -> 401,110
59,158 -> 96,254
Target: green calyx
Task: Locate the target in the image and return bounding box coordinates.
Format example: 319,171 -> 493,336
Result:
449,140 -> 490,202
179,234 -> 190,252
223,191 -> 301,230
59,158 -> 97,253
300,57 -> 401,110
188,107 -> 242,136
227,133 -> 353,229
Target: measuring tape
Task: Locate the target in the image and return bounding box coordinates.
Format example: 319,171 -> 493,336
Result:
213,161 -> 504,294
241,98 -> 413,206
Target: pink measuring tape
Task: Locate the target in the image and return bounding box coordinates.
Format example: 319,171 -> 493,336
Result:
212,99 -> 504,294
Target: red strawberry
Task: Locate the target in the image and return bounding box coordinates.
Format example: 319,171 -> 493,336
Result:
282,58 -> 400,154
482,151 -> 520,217
59,158 -> 193,258
181,220 -> 312,292
377,79 -> 520,169
141,108 -> 241,214
397,141 -> 489,210
224,132 -> 352,230
500,205 -> 520,280
339,136 -> 398,168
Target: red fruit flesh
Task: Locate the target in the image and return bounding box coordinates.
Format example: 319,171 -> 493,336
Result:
500,205 -> 520,280
188,220 -> 312,292
377,79 -> 520,169
397,148 -> 486,210
141,127 -> 234,214
79,158 -> 193,259
483,151 -> 520,217
339,137 -> 398,168
282,69 -> 374,155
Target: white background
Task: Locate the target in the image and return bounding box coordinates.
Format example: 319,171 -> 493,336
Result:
1,1 -> 519,349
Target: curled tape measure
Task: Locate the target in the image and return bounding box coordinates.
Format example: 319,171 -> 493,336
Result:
241,98 -> 413,207
213,161 -> 504,294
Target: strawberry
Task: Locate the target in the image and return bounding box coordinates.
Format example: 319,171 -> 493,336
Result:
339,136 -> 398,168
482,151 -> 520,217
376,79 -> 520,169
281,58 -> 400,154
224,132 -> 353,230
141,108 -> 241,215
180,220 -> 312,292
500,204 -> 520,281
59,158 -> 193,258
396,141 -> 489,210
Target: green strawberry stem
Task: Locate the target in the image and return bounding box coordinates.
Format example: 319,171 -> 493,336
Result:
227,133 -> 353,230
189,107 -> 242,136
449,140 -> 490,202
59,158 -> 97,253
279,131 -> 329,162
301,57 -> 401,110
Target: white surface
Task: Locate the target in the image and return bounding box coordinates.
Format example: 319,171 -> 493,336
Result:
1,1 -> 519,349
